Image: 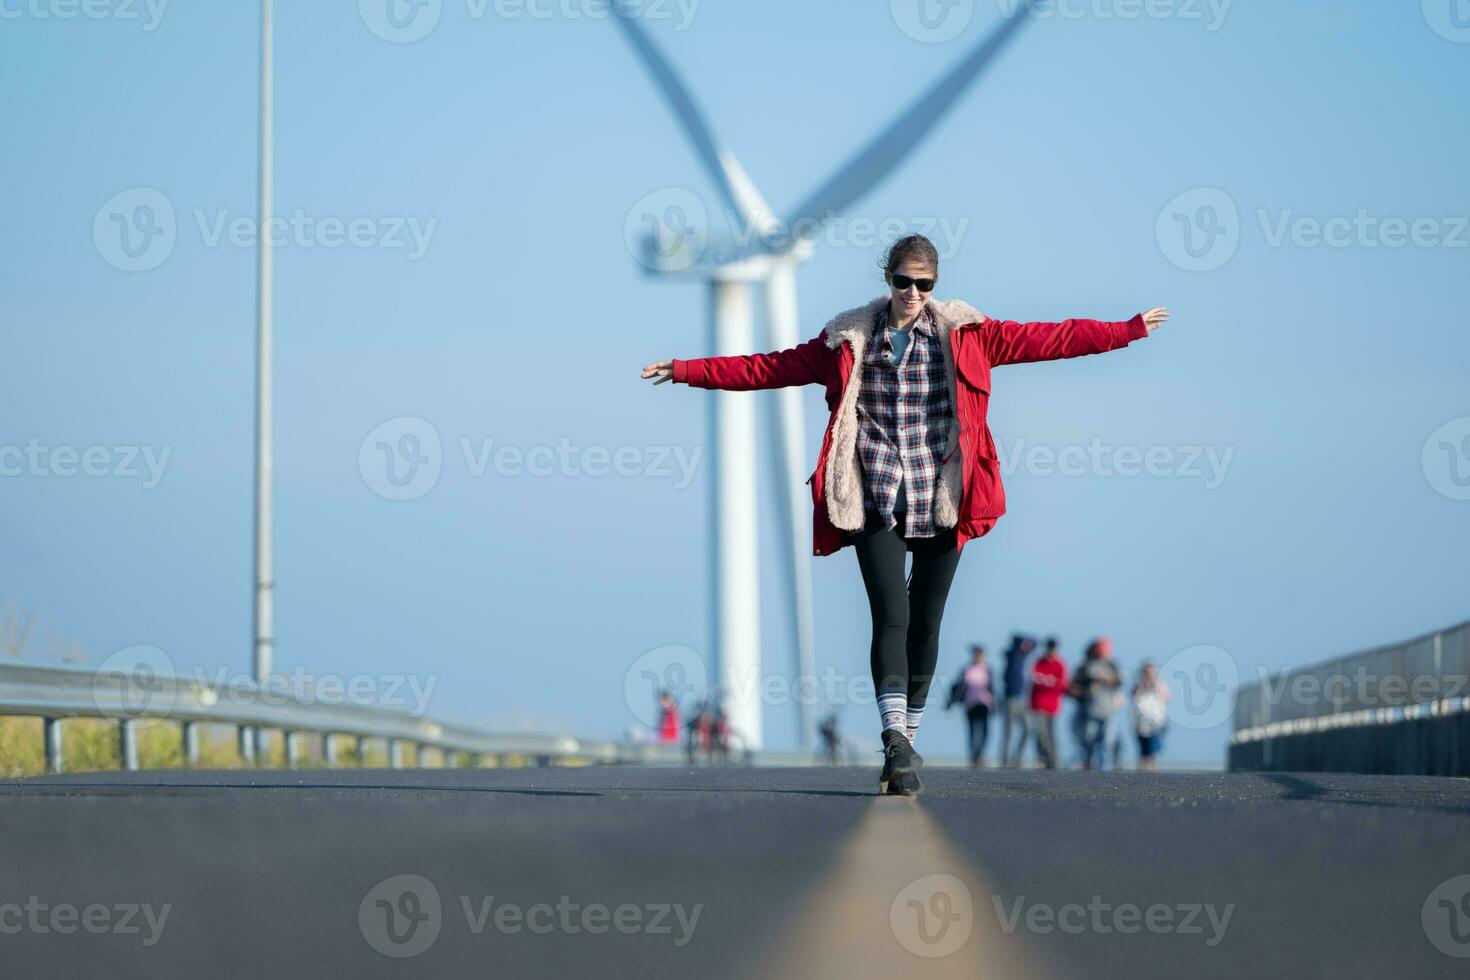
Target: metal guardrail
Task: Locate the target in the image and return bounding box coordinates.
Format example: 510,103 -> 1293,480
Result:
0,660 -> 822,773
1230,619 -> 1470,747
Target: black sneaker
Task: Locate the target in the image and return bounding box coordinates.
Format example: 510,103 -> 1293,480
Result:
888,767 -> 924,797
878,729 -> 922,794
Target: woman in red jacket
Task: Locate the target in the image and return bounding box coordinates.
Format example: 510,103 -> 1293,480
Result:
642,235 -> 1168,795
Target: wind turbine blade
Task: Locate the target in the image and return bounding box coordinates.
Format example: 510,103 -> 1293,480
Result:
774,4 -> 1035,250
608,7 -> 778,236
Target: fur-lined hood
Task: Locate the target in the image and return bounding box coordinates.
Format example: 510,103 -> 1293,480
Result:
821,294 -> 986,352
815,295 -> 987,536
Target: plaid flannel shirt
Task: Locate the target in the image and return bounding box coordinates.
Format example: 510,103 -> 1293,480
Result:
856,305 -> 953,537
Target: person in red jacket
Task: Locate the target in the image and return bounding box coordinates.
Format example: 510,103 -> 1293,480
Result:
642,235 -> 1168,796
1028,639 -> 1068,769
656,690 -> 680,744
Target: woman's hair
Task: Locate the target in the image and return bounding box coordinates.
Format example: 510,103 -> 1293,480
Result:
878,234 -> 939,281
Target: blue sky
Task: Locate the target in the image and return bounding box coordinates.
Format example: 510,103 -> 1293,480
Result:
2,0 -> 1468,764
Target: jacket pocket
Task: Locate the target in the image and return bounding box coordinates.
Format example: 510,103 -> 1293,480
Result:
966,449 -> 1006,519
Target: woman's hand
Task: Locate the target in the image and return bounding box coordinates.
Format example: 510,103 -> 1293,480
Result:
1142,307 -> 1170,333
642,359 -> 675,385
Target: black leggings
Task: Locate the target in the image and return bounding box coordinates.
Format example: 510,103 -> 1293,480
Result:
849,510 -> 963,712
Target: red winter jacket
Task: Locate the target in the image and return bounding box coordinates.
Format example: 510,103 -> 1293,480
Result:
672,295 -> 1150,558
1030,656 -> 1068,715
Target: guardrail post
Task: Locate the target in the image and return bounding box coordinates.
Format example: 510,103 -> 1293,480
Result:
322,733 -> 338,768
285,731 -> 301,770
238,725 -> 256,765
355,734 -> 368,767
411,744 -> 423,768
182,721 -> 199,768
389,738 -> 405,769
43,718 -> 64,774
444,750 -> 459,769
253,727 -> 270,766
119,719 -> 139,772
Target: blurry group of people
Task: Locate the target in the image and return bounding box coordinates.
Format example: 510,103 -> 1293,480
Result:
656,690 -> 733,765
651,633 -> 1173,772
945,634 -> 1172,771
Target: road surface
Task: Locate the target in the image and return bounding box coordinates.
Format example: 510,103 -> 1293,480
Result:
1,767 -> 1467,978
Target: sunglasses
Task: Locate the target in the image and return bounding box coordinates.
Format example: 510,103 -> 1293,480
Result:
890,274 -> 936,292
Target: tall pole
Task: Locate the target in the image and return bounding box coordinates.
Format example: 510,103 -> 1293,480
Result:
709,279 -> 762,752
252,0 -> 274,692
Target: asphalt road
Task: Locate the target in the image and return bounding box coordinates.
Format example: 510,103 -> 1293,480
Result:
2,767 -> 1468,978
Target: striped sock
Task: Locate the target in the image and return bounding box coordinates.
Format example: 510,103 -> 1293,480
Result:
877,693 -> 908,736
905,704 -> 925,747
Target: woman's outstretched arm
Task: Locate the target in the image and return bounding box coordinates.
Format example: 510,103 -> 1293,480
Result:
981,308 -> 1169,367
641,333 -> 831,391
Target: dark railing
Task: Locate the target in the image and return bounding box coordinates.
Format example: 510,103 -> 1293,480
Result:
1229,619 -> 1470,775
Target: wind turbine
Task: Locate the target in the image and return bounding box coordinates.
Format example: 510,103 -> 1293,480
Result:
611,3 -> 1036,751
